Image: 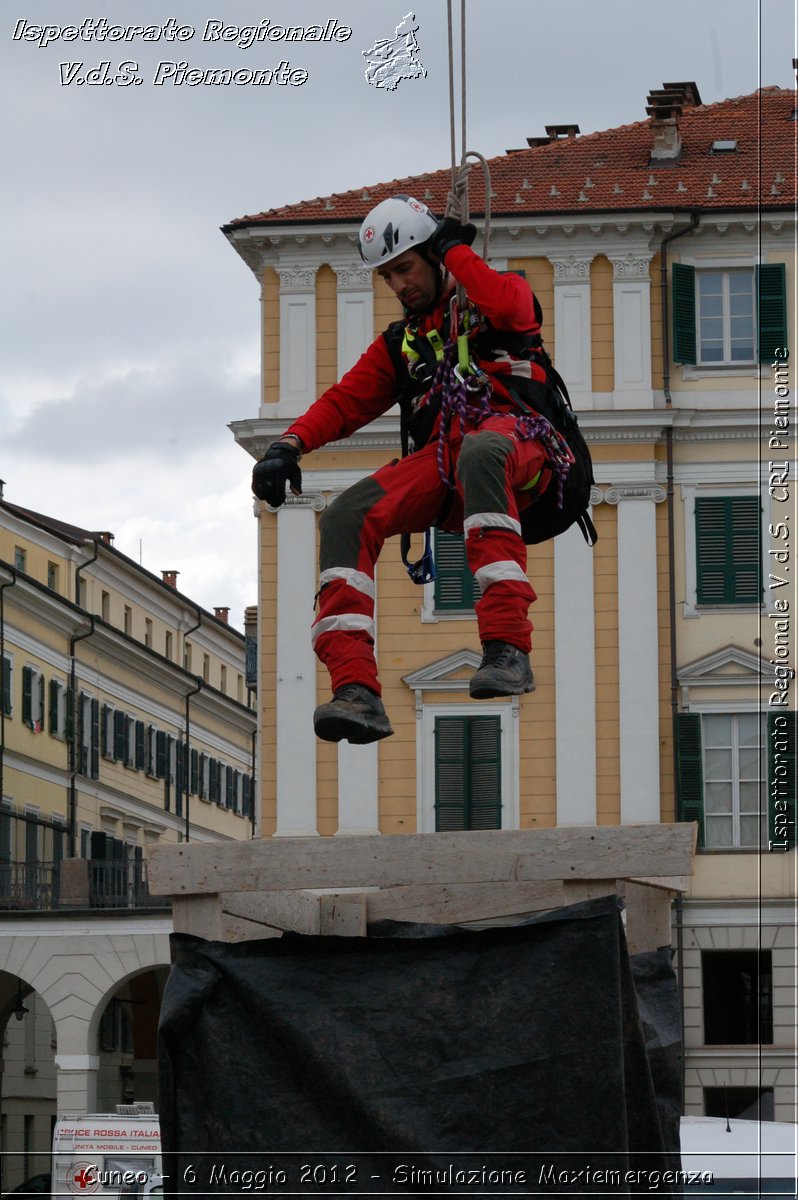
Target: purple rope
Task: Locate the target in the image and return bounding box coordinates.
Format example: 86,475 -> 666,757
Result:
429,341 -> 574,506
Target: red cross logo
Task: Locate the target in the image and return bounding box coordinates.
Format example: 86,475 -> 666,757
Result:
68,1163 -> 100,1193
363,226 -> 375,243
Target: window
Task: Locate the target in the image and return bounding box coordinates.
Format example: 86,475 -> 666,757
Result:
184,642 -> 192,671
673,262 -> 787,366
47,562 -> 59,592
433,530 -> 480,613
697,270 -> 755,364
202,653 -> 210,683
165,631 -> 173,660
144,619 -> 153,648
703,1086 -> 774,1122
101,591 -> 110,622
77,694 -> 100,779
123,606 -> 132,636
434,715 -> 501,831
220,665 -> 227,694
21,667 -> 44,732
13,547 -> 26,572
695,496 -> 761,606
702,949 -> 773,1044
676,711 -> 795,849
48,679 -> 67,738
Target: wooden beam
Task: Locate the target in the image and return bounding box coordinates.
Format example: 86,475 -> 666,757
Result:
148,824 -> 696,897
364,880 -> 566,925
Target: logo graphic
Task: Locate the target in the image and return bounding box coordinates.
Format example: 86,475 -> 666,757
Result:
408,199 -> 426,213
67,1163 -> 100,1194
362,12 -> 427,92
363,226 -> 375,243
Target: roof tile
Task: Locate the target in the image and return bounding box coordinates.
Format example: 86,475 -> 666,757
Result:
224,87 -> 795,231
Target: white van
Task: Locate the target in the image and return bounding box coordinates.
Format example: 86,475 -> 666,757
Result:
51,1105 -> 162,1200
680,1115 -> 797,1195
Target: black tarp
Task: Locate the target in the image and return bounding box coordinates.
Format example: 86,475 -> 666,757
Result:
158,895 -> 682,1196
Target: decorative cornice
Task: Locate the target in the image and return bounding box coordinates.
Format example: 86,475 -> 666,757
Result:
332,265 -> 373,291
263,492 -> 327,512
549,255 -> 593,281
608,252 -> 654,280
604,484 -> 667,504
275,265 -> 317,293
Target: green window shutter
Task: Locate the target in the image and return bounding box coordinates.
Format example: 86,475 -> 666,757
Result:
672,263 -> 696,364
695,496 -> 761,605
49,679 -> 60,734
113,710 -> 126,761
90,699 -> 100,780
434,531 -> 479,611
22,666 -> 33,728
435,717 -> 469,830
2,657 -> 11,717
768,711 -> 796,849
675,713 -> 704,847
757,263 -> 788,362
155,730 -> 167,779
190,748 -> 199,795
135,721 -> 146,771
65,688 -> 74,745
77,694 -> 88,774
434,714 -> 502,831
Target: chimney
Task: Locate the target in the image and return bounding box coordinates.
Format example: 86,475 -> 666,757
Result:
646,82 -> 701,163
544,124 -> 580,141
162,570 -> 179,588
214,606 -> 230,624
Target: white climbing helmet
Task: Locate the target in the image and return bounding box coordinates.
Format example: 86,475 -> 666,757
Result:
358,195 -> 438,268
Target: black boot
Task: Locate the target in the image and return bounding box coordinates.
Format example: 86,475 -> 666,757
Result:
469,641 -> 535,699
314,684 -> 394,744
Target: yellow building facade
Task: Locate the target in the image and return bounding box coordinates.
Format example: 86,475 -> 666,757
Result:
229,83 -> 795,1121
0,498 -> 257,1179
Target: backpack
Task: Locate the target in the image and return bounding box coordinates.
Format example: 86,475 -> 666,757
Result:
503,354 -> 598,547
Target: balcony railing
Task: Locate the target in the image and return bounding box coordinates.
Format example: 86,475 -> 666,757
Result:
0,859 -> 168,911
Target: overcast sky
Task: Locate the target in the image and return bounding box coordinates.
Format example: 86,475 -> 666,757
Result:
1,0 -> 794,629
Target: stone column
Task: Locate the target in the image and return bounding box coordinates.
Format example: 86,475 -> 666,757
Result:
55,1054 -> 99,1113
549,255 -> 595,407
274,494 -> 323,836
332,264 -> 374,375
554,493 -> 601,823
276,264 -> 317,416
606,483 -> 667,822
608,252 -> 654,409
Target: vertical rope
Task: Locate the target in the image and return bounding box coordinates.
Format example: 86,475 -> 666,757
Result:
446,0 -> 457,192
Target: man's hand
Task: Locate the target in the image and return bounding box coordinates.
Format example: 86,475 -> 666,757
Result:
252,440 -> 302,508
427,216 -> 477,261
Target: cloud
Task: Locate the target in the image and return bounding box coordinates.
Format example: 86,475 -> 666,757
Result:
4,339 -> 259,462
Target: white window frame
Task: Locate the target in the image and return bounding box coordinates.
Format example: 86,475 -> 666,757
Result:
416,701 -> 520,833
698,707 -> 768,851
679,252 -> 769,381
695,267 -> 756,368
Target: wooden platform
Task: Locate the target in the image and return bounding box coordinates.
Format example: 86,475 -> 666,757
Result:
148,823 -> 696,955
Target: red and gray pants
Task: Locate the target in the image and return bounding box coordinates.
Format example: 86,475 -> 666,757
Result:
312,414 -> 547,696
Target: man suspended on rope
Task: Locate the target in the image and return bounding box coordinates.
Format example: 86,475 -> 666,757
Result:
252,194 -> 563,745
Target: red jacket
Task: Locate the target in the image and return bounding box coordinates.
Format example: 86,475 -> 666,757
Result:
285,244 -> 545,454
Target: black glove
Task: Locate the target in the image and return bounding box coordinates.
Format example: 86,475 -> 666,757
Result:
427,216 -> 477,261
252,440 -> 302,508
